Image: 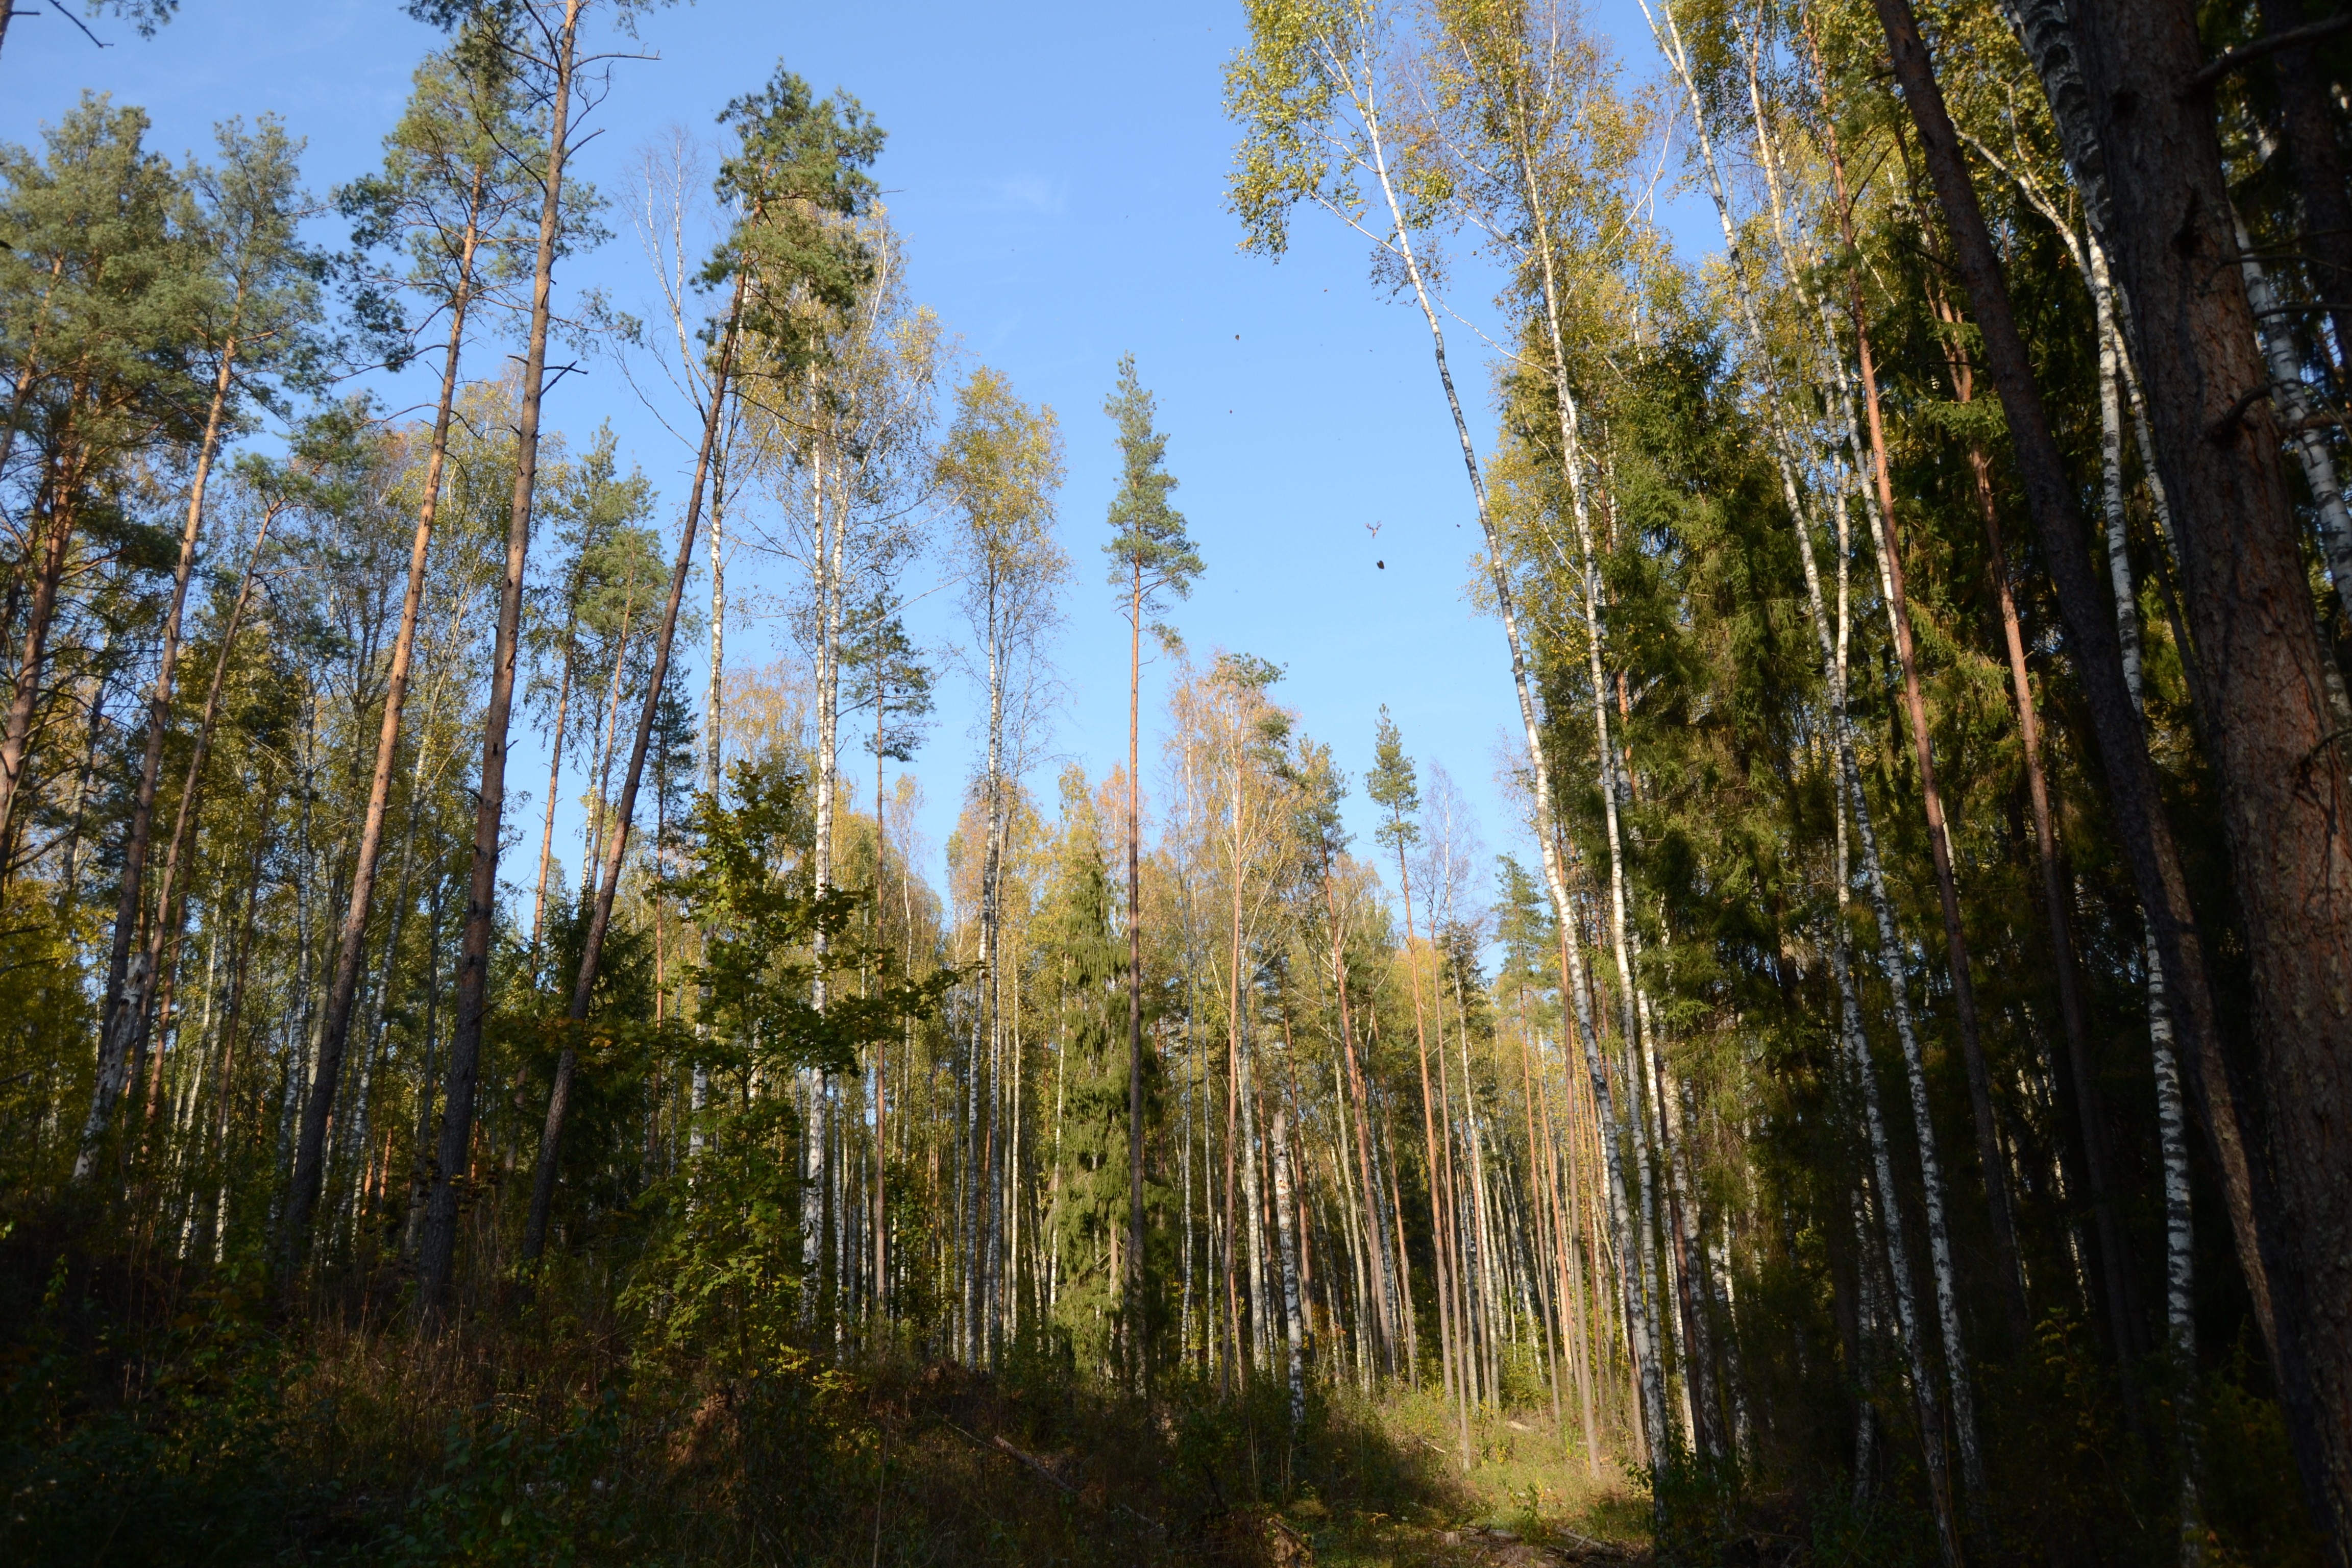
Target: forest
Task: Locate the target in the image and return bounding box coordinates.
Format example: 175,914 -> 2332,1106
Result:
2,0 -> 2349,1563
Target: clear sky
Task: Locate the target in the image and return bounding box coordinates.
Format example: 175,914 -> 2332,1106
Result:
0,0 -> 1711,923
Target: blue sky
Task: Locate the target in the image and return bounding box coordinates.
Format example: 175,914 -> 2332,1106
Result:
1,0 -> 1713,921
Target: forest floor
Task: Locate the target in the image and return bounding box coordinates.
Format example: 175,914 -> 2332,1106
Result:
0,1224 -> 1655,1565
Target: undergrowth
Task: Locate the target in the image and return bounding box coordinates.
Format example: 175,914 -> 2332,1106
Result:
0,1218 -> 1649,1565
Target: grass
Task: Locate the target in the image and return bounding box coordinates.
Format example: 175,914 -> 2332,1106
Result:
0,1221 -> 1651,1565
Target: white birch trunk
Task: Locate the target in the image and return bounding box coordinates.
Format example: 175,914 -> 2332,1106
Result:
1336,31 -> 1665,1473
1640,0 -> 1984,1510
2100,360 -> 2204,1564
1272,1096 -> 1306,1426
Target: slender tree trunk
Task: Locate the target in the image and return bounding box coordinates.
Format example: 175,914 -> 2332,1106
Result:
1615,959 -> 1672,1449
79,316 -> 242,1177
1535,1020 -> 1598,1469
1790,40 -> 2027,1335
1239,1024 -> 1269,1374
2104,425 -> 2207,1566
1649,0 -> 1986,1511
2152,941 -> 2202,1568
200,817 -> 267,1258
285,204 -> 482,1264
584,555 -> 642,888
807,444 -> 836,1313
1845,269 -> 2025,1345
1271,1095 -> 1306,1428
0,442 -> 80,853
2255,0 -> 2352,389
523,275 -> 743,1265
1381,1105 -> 1418,1384
121,516 -> 273,1148
873,642 -> 889,1316
1933,270 -> 2148,1383
1453,971 -> 1500,1414
1433,969 -> 1472,1419
1507,86 -> 1675,1429
1395,855 -> 1465,1449
530,626 -> 577,971
1355,67 -> 1657,1484
1126,573 -> 1148,1386
2235,217 -> 2352,627
1222,800 -> 1245,1390
418,0 -> 583,1324
1834,860 -> 1963,1566
1322,848 -> 1392,1373
1514,1017 -> 1565,1439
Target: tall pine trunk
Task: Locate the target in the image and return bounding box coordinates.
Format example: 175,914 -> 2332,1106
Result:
523,277 -> 743,1265
285,199 -> 483,1264
1126,573 -> 1148,1386
418,0 -> 583,1324
80,300 -> 243,1180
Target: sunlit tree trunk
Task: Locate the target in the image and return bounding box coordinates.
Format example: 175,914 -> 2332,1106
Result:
82,292 -> 244,1180
523,275 -> 745,1267
286,197 -> 483,1263
1271,1095 -> 1306,1427
420,0 -> 584,1326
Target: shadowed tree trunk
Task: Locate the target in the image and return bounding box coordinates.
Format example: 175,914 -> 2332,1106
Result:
1883,0 -> 2349,1554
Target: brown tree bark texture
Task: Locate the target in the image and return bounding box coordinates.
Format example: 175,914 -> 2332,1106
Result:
1885,0 -> 2351,1552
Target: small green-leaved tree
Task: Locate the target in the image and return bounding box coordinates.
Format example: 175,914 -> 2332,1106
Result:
628,757 -> 949,1372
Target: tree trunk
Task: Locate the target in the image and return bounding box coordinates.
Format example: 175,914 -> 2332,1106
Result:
1395,858 -> 1465,1450
2104,406 -> 2207,1566
523,275 -> 743,1266
1786,41 -> 2027,1336
530,617 -> 577,973
0,444 -> 80,854
1126,573 -> 1148,1387
583,555 -> 641,889
1649,0 -> 1986,1506
2235,217 -> 2352,628
418,0 -> 583,1325
285,202 -> 481,1265
1892,6 -> 2348,1548
1271,1096 -> 1306,1428
2255,0 -> 2352,393
83,318 -> 242,1178
1322,846 -> 1392,1373
873,648 -> 889,1315
121,514 -> 274,1154
1845,277 -> 2026,1344
1355,66 -> 1659,1488
1833,875 -> 1963,1568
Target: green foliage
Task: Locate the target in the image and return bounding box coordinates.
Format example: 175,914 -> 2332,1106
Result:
0,92 -> 213,470
679,757 -> 950,1080
373,1394 -> 630,1567
0,893 -> 94,1197
1102,353 -> 1203,635
1366,704 -> 1420,855
1,1261 -> 292,1567
715,64 -> 886,361
335,11 -> 545,371
1040,767 -> 1134,1369
1224,0 -> 1356,260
